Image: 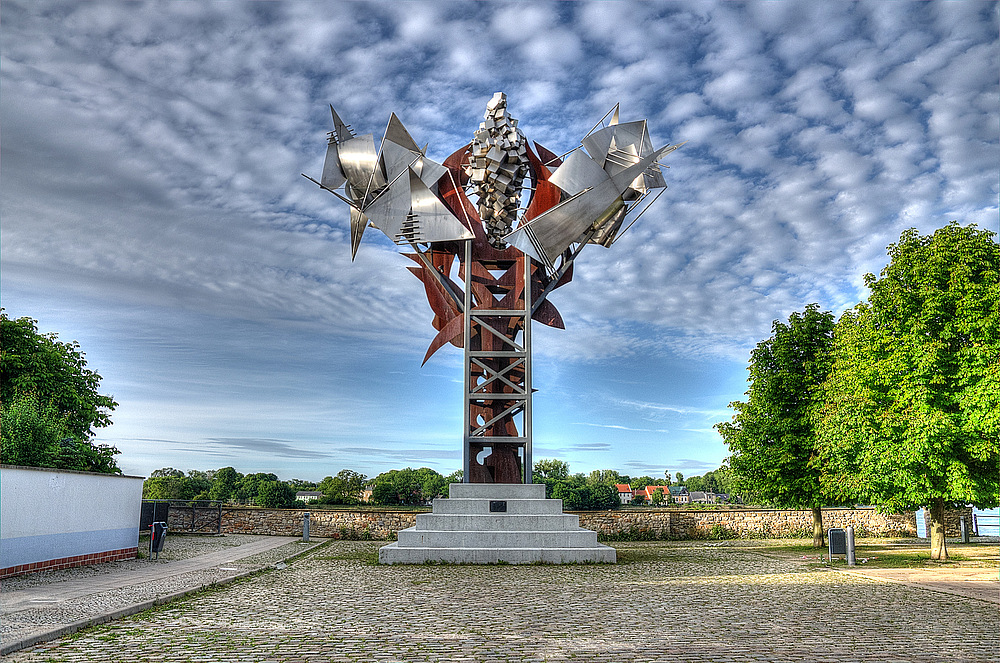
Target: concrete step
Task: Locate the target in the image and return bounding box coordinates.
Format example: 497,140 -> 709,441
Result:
379,543 -> 616,565
395,527 -> 599,549
447,483 -> 546,499
431,497 -> 565,515
415,513 -> 580,531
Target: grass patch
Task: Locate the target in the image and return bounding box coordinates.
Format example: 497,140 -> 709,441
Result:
844,551 -> 969,568
756,544 -> 827,555
752,539 -> 997,569
315,548 -> 380,565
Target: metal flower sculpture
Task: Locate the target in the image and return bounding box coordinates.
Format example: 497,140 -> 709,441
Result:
308,93 -> 681,484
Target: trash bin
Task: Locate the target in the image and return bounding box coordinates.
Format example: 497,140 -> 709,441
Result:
828,528 -> 847,558
150,521 -> 168,559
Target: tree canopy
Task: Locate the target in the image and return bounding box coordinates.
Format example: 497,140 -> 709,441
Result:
1,313 -> 117,440
532,460 -> 621,510
319,469 -> 368,505
532,458 -> 570,481
815,223 -> 999,559
369,467 -> 446,506
1,313 -> 121,473
717,304 -> 837,546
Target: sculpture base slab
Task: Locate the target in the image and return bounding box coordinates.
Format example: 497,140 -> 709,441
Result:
379,483 -> 616,565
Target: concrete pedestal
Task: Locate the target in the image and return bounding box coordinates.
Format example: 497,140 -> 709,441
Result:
379,483 -> 616,564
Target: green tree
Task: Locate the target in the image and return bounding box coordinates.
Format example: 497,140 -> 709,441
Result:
587,469 -> 625,485
319,469 -> 368,505
370,468 -> 445,506
150,468 -> 185,478
674,472 -> 685,486
631,476 -> 664,489
685,475 -> 706,492
589,483 -> 621,510
1,313 -> 118,440
183,470 -> 212,500
236,472 -> 279,504
55,436 -> 121,474
815,223 -> 1000,560
648,487 -> 665,506
532,458 -> 570,481
1,392 -> 63,467
286,478 -> 319,491
416,467 -> 447,502
256,480 -> 297,508
717,304 -> 837,547
208,466 -> 244,502
144,476 -> 200,500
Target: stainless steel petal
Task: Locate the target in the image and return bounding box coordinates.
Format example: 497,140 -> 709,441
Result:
402,169 -> 473,243
547,148 -> 609,196
415,156 -> 448,188
385,112 -> 421,152
381,140 -> 416,182
329,105 -> 355,143
320,141 -> 347,190
349,206 -> 368,259
505,178 -> 620,266
363,169 -> 410,240
339,134 -> 387,192
580,125 -> 615,166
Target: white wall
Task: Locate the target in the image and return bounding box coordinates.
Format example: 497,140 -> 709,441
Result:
1,466 -> 144,569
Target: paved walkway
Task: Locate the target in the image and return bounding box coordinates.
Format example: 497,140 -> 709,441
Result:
1,536 -> 313,655
5,541 -> 998,663
833,565 -> 999,604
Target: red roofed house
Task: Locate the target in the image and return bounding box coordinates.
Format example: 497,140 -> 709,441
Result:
645,486 -> 671,504
615,484 -> 633,504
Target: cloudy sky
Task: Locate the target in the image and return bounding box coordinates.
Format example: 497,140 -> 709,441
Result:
3,1 -> 997,483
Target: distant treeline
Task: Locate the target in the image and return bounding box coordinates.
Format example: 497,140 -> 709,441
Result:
141,462 -> 733,510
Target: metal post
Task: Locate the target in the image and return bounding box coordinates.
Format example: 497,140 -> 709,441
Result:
462,239 -> 473,483
846,526 -> 856,566
302,512 -> 310,542
523,253 -> 533,484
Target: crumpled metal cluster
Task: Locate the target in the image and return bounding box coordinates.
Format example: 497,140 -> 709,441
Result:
465,92 -> 530,249
317,107 -> 473,258
503,115 -> 680,271
311,95 -> 682,276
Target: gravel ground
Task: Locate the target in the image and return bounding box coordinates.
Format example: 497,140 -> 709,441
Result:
8,539 -> 998,663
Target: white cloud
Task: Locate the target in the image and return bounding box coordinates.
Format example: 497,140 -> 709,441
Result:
3,0 -> 997,478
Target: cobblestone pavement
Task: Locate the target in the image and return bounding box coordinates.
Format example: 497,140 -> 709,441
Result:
7,541 -> 998,663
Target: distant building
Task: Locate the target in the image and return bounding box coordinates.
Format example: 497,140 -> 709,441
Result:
690,490 -> 718,503
295,491 -> 324,503
668,485 -> 690,504
615,484 -> 634,504
362,484 -> 375,503
689,491 -> 729,504
644,486 -> 670,503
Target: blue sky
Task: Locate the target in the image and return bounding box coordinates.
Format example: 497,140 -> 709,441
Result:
2,1 -> 997,483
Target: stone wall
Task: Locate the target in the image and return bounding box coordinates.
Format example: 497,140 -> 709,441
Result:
173,508 -> 419,540
575,507 -> 922,540
929,506 -> 976,538
188,505 -> 977,541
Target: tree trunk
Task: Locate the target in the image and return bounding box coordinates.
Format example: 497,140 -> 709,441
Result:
928,498 -> 949,561
812,506 -> 825,548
